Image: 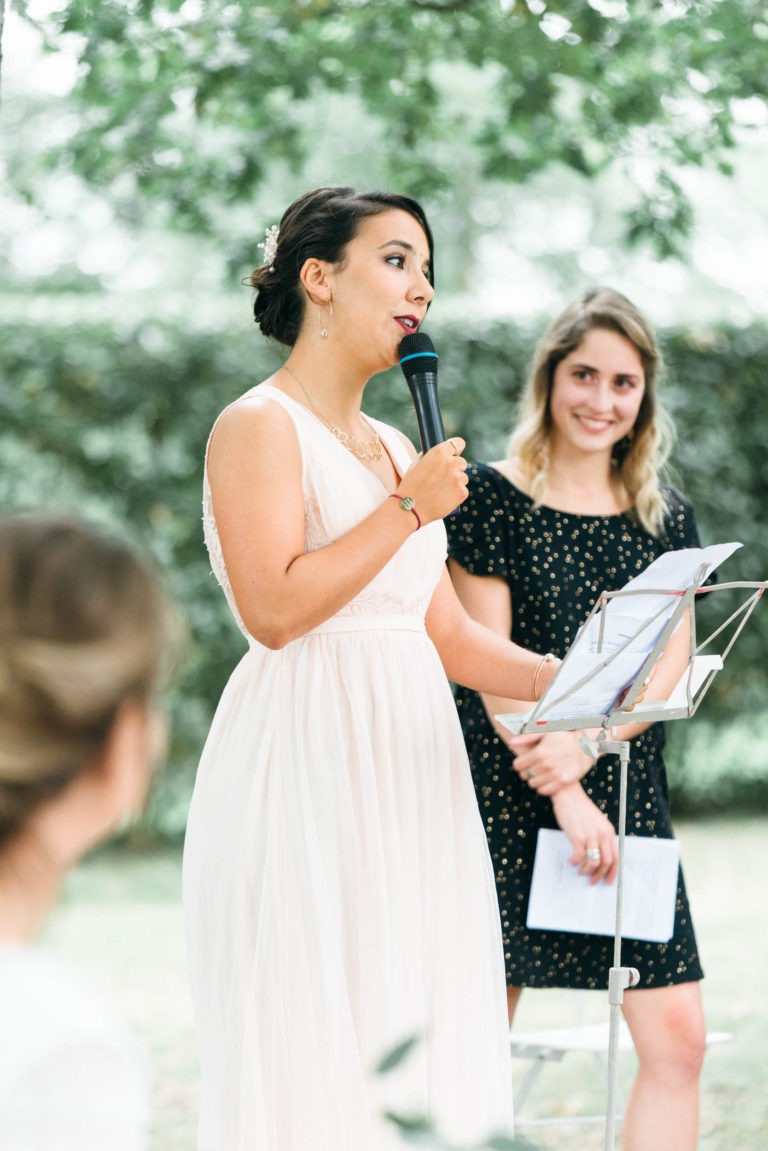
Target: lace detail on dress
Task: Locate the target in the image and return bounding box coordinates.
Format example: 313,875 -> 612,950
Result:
333,585 -> 433,619
203,471 -> 250,639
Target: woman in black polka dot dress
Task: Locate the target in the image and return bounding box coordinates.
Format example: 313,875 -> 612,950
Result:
447,288 -> 706,1151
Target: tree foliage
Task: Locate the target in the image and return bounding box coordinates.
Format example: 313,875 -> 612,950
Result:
12,0 -> 768,257
0,1 -> 6,96
1,310 -> 766,835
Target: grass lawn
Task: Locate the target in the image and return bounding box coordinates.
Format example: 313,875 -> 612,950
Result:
45,815 -> 767,1150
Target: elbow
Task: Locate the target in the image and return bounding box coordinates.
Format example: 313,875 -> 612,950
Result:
233,587 -> 299,649
248,623 -> 294,651
241,608 -> 301,651
236,593 -> 319,650
257,635 -> 287,651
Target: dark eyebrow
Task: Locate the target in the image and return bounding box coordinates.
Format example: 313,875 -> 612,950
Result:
379,238 -> 415,252
572,360 -> 641,382
379,239 -> 432,272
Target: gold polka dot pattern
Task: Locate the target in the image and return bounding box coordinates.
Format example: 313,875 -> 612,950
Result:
447,462 -> 704,991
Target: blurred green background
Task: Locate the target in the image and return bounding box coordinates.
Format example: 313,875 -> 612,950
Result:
2,0 -> 767,839
4,6 -> 767,1149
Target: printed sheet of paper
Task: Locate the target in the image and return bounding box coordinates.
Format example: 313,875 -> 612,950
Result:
500,542 -> 741,728
526,828 -> 681,942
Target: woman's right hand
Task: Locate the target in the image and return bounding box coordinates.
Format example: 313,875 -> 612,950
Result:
396,437 -> 469,525
509,729 -> 594,796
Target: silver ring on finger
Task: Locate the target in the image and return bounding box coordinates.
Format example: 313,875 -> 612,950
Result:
584,847 -> 601,861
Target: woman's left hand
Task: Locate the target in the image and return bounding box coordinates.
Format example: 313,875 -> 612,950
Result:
507,730 -> 595,796
551,783 -> 618,885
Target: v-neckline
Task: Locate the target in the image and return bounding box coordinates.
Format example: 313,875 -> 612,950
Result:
259,383 -> 406,494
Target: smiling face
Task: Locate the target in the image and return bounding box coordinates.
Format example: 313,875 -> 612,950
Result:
323,208 -> 434,373
548,327 -> 646,459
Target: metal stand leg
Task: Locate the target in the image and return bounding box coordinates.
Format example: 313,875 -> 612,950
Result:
581,734 -> 640,1151
603,738 -> 639,1151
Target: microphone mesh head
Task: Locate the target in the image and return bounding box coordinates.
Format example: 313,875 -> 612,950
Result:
398,332 -> 438,379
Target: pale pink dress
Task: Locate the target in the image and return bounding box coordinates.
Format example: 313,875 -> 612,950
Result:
183,383 -> 513,1150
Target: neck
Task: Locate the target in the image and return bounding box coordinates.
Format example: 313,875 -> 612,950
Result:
544,445 -> 628,514
0,832 -> 61,944
282,343 -> 369,426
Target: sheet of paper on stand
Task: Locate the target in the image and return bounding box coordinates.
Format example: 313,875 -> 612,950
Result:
526,828 -> 681,942
497,542 -> 741,733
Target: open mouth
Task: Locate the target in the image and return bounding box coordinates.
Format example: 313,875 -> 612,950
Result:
576,416 -> 612,432
395,316 -> 420,333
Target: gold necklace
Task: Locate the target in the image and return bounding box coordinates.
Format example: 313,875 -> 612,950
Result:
282,365 -> 383,462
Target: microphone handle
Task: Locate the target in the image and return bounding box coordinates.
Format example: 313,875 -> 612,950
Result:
408,375 -> 446,452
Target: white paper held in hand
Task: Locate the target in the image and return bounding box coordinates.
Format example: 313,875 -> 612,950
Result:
526,828 -> 681,942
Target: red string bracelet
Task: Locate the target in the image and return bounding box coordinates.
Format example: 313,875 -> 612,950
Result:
388,493 -> 421,530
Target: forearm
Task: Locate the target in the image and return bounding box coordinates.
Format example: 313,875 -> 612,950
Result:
478,690 -> 533,749
236,498 -> 418,647
433,609 -> 550,703
590,614 -> 694,746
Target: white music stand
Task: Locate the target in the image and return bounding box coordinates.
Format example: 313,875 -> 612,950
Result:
496,542 -> 766,1150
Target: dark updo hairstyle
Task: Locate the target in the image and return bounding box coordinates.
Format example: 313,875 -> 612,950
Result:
248,185 -> 435,347
0,512 -> 179,849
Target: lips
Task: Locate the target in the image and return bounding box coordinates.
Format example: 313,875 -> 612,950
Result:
575,415 -> 613,432
395,315 -> 420,333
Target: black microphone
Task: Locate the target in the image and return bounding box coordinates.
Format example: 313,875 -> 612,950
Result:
398,331 -> 446,452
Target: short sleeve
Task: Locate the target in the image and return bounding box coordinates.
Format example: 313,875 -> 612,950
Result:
661,488 -> 701,551
446,462 -> 514,580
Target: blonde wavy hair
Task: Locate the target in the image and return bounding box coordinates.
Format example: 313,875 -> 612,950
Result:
0,512 -> 179,849
507,287 -> 675,535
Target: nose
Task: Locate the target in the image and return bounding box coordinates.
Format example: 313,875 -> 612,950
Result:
590,378 -> 614,410
408,268 -> 434,305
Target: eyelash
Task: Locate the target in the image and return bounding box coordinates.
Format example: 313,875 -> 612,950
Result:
386,253 -> 432,280
573,370 -> 635,389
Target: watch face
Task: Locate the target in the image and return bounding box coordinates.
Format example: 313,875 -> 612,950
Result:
400,496 -> 415,511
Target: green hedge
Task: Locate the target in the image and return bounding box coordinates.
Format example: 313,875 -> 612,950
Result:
1,310 -> 766,835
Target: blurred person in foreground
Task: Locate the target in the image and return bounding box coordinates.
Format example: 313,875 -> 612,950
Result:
447,288 -> 707,1151
0,511 -> 177,1150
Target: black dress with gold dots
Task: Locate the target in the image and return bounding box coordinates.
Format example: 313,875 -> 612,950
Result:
447,462 -> 704,990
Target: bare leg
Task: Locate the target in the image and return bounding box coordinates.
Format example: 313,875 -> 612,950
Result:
621,981 -> 705,1151
506,985 -> 523,1026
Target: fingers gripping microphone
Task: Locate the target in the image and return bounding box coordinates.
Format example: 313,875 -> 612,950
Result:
398,332 -> 446,452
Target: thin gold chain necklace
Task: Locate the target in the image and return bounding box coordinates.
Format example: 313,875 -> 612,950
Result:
281,364 -> 383,462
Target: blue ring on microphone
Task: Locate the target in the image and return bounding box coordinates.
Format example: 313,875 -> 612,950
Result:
399,351 -> 439,365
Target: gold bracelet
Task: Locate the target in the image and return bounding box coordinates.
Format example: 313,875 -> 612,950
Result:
532,652 -> 557,701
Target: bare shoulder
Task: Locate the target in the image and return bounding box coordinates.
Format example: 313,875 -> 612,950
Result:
209,385 -> 297,461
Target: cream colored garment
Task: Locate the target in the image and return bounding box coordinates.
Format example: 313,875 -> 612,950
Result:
0,944 -> 149,1150
183,384 -> 514,1150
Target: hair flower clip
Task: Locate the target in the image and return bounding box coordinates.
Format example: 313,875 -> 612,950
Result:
259,224 -> 279,271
